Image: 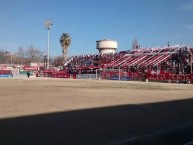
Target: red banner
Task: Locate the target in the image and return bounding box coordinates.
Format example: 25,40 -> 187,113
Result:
23,66 -> 38,71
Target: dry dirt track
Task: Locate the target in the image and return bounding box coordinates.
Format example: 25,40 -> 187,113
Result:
0,78 -> 193,145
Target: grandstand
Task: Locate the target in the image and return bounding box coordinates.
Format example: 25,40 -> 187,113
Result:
43,45 -> 193,83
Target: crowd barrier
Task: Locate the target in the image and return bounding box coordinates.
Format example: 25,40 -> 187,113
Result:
0,70 -> 12,77
43,70 -> 70,78
76,74 -> 96,79
99,69 -> 193,83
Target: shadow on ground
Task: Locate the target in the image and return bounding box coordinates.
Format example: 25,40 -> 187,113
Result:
1,99 -> 193,145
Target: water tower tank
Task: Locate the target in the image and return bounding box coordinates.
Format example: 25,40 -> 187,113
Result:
96,39 -> 118,54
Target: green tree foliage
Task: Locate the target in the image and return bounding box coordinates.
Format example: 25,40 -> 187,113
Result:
60,33 -> 71,64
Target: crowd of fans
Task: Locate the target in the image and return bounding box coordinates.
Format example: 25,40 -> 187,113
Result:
65,52 -> 126,74
65,46 -> 193,76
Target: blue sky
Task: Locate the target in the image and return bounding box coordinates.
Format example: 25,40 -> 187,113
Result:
0,0 -> 193,56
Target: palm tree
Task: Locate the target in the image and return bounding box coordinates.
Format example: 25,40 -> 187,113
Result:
60,33 -> 71,64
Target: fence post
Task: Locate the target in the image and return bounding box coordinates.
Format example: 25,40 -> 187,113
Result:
168,74 -> 171,83
96,69 -> 98,80
119,67 -> 121,80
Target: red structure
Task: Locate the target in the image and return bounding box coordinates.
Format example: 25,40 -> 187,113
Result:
42,45 -> 193,83
0,70 -> 12,77
43,69 -> 70,78
64,45 -> 193,83
23,65 -> 38,71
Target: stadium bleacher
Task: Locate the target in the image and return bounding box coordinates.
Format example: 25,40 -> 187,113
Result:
42,45 -> 193,83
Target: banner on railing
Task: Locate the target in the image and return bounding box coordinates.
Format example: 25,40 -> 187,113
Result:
23,66 -> 38,71
76,74 -> 96,79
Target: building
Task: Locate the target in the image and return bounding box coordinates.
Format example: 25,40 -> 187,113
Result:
96,39 -> 118,54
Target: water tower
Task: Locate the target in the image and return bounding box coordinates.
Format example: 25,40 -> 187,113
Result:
96,39 -> 118,54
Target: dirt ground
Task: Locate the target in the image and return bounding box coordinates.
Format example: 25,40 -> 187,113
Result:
0,78 -> 193,145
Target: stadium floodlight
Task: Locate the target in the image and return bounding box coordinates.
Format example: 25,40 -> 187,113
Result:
44,19 -> 52,69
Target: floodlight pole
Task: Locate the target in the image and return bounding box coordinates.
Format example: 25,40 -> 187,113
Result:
44,19 -> 52,69
191,52 -> 193,74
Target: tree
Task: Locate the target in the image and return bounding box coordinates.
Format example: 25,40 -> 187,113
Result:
15,46 -> 44,65
15,47 -> 27,64
0,50 -> 7,63
60,33 -> 71,64
52,56 -> 63,67
26,46 -> 43,61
